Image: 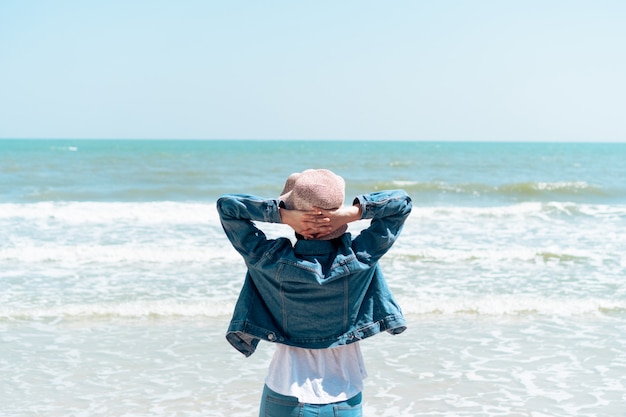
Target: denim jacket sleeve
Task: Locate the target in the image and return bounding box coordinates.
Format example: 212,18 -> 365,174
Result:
216,194 -> 283,265
351,190 -> 412,264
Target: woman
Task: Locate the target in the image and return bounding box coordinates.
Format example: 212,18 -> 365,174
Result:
217,169 -> 412,417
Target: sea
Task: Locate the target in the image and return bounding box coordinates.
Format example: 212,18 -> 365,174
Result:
1,139 -> 625,417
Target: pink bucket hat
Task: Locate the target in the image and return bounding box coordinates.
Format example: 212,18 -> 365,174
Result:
279,169 -> 347,240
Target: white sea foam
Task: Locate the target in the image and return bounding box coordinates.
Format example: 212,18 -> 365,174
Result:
0,244 -> 239,264
2,201 -> 625,222
0,299 -> 235,320
410,202 -> 626,218
397,295 -> 626,317
2,294 -> 622,321
0,201 -> 219,224
2,200 -> 624,320
387,246 -> 595,263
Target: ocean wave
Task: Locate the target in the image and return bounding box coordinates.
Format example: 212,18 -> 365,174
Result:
49,145 -> 79,152
397,295 -> 626,317
1,231 -> 613,266
0,245 -> 240,264
1,200 -> 625,224
2,296 -> 623,321
0,201 -> 219,223
369,180 -> 615,201
408,201 -> 626,219
0,299 -> 235,320
499,181 -> 603,196
387,248 -> 594,264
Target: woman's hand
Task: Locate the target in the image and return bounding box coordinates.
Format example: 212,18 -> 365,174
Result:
312,205 -> 362,239
281,204 -> 362,239
280,208 -> 332,240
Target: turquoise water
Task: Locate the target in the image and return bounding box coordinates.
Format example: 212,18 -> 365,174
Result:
2,139 -> 624,204
1,139 -> 625,416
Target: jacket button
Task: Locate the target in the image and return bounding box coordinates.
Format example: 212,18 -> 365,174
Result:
267,332 -> 276,341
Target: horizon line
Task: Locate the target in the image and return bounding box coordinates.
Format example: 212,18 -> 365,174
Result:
1,137 -> 625,144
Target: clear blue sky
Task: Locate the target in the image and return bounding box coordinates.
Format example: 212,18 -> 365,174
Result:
1,1 -> 624,141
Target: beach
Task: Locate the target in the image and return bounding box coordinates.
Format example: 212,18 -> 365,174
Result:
1,139 -> 626,416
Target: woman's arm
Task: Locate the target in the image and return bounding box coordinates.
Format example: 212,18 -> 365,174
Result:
216,194 -> 283,262
351,190 -> 412,263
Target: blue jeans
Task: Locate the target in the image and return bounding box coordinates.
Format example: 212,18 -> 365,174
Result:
259,385 -> 363,417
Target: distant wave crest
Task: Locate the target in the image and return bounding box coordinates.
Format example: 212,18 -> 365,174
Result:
371,180 -> 611,200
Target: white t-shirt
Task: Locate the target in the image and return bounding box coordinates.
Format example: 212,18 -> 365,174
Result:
265,343 -> 367,404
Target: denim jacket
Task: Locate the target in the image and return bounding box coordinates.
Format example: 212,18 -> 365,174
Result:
217,190 -> 412,357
